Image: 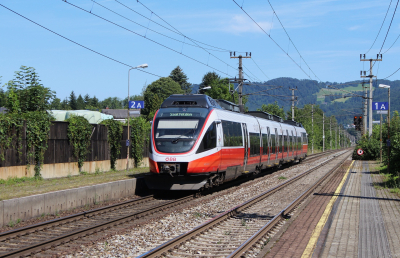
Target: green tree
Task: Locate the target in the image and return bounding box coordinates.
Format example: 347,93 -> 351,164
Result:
84,94 -> 91,107
61,98 -> 70,110
101,97 -> 123,109
169,66 -> 192,93
258,101 -> 286,118
50,97 -> 62,110
69,91 -> 77,110
5,66 -> 55,113
200,71 -> 220,88
142,77 -> 184,120
91,96 -> 99,107
76,94 -> 85,110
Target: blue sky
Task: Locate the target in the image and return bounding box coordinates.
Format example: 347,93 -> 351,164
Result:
1,0 -> 399,101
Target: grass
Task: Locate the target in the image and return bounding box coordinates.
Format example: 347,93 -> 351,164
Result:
0,167 -> 149,201
278,176 -> 287,180
315,84 -> 367,103
370,161 -> 400,197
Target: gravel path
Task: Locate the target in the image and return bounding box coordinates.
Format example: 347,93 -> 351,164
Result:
71,151 -> 347,258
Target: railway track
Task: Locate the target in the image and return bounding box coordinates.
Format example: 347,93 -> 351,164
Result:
139,150 -> 352,258
0,195 -> 193,257
0,149 -> 347,257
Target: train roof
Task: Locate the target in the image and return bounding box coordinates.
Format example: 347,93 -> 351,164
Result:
160,94 -> 221,109
160,95 -> 303,128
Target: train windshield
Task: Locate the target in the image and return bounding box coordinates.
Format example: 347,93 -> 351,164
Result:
153,107 -> 210,153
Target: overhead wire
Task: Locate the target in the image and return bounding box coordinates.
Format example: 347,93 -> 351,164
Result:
63,0 -> 234,77
90,0 -> 234,53
114,0 -> 238,53
0,3 -> 162,78
134,0 -> 239,75
365,0 -> 393,54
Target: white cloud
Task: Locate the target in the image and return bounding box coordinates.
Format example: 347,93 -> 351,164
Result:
348,25 -> 361,31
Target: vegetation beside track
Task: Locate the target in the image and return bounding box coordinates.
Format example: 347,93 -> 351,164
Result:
0,167 -> 148,201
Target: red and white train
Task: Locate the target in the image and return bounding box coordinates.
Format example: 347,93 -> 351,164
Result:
145,94 -> 308,190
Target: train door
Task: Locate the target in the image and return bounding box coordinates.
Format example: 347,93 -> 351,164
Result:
275,128 -> 279,160
216,120 -> 223,168
267,127 -> 271,162
291,130 -> 294,157
286,130 -> 290,157
242,123 -> 249,171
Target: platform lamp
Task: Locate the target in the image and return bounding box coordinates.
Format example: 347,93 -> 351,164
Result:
379,84 -> 390,174
127,63 -> 148,171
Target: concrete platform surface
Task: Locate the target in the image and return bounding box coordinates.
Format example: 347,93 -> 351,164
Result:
0,178 -> 137,228
262,160 -> 400,258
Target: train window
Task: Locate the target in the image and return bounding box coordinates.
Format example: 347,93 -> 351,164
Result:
249,133 -> 260,156
222,120 -> 243,147
262,133 -> 268,155
271,131 -> 276,154
197,122 -> 217,153
298,136 -> 301,150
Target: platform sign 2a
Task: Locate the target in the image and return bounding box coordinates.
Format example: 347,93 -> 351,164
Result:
129,100 -> 144,109
372,102 -> 388,111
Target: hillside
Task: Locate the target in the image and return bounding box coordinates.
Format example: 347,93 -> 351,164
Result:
193,78 -> 400,125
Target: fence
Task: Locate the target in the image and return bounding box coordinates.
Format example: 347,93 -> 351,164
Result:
0,121 -> 149,173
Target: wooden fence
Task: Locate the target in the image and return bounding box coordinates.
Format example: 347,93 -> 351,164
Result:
0,121 -> 149,167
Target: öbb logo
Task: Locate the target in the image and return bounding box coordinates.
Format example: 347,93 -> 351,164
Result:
165,157 -> 176,162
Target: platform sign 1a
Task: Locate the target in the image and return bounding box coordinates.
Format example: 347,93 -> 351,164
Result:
372,102 -> 388,111
129,100 -> 144,109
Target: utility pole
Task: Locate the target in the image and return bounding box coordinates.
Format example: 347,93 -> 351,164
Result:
230,52 -> 251,113
360,54 -> 382,136
330,117 -> 332,150
380,113 -> 382,162
339,126 -> 341,148
290,87 -> 297,121
336,124 -> 338,149
323,112 -> 325,152
311,104 -> 314,154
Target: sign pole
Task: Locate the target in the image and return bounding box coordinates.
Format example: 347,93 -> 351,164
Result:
380,113 -> 382,163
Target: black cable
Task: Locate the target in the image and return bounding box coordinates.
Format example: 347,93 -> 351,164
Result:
135,0 -> 239,74
266,0 -> 321,82
115,0 -> 237,53
63,0 -> 233,77
251,58 -> 270,80
91,0 -> 232,53
0,3 -> 162,78
365,0 -> 393,54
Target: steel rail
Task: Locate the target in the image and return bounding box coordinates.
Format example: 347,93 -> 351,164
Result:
228,153 -> 352,257
0,195 -> 193,258
139,150 -> 350,258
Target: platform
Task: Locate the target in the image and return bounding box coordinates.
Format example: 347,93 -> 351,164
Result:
262,160 -> 400,258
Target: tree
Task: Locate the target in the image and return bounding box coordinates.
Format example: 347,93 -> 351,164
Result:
200,71 -> 220,91
61,98 -> 70,110
76,94 -> 85,110
69,91 -> 77,110
84,94 -> 91,106
142,77 -> 184,120
5,66 -> 55,113
50,97 -> 62,110
101,97 -> 122,109
91,96 -> 99,107
169,66 -> 192,93
258,101 -> 285,118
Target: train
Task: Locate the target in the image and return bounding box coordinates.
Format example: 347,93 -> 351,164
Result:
144,94 -> 308,191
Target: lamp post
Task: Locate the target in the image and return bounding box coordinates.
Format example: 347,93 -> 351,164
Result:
379,84 -> 390,174
127,63 -> 148,171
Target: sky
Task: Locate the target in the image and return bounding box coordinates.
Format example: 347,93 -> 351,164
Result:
1,0 -> 399,101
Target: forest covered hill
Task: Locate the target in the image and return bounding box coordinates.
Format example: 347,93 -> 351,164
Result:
194,78 -> 400,125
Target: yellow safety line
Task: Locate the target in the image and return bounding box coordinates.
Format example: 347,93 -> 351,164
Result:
301,160 -> 355,258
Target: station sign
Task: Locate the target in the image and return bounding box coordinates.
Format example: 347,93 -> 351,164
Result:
372,102 -> 388,111
129,100 -> 144,109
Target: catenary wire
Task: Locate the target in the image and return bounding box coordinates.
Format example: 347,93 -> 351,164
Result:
0,3 -> 162,78
63,0 -> 234,77
365,0 -> 393,54
114,0 -> 238,53
134,0 -> 239,74
90,0 -> 233,53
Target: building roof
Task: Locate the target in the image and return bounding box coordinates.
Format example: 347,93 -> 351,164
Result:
0,107 -> 8,114
101,109 -> 140,119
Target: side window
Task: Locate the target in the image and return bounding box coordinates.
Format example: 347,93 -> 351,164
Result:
197,122 -> 217,153
222,120 -> 243,147
271,133 -> 275,154
249,133 -> 260,156
262,133 -> 269,155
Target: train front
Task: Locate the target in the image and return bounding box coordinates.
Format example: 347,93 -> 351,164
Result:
145,94 -> 221,190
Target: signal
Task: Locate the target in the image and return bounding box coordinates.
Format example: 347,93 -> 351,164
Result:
354,116 -> 363,131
